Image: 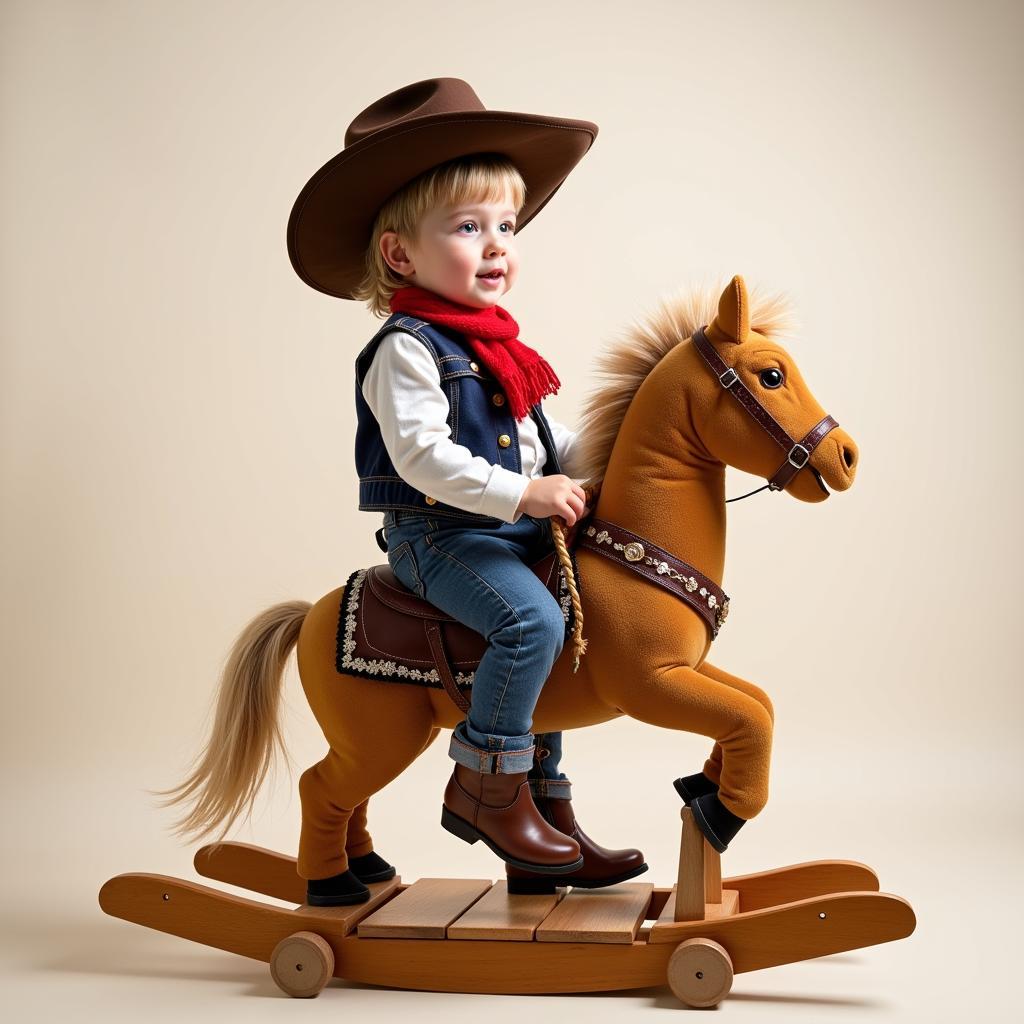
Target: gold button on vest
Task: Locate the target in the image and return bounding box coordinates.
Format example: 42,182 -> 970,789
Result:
491,393 -> 505,406
424,496 -> 437,505
469,361 -> 480,372
498,434 -> 511,448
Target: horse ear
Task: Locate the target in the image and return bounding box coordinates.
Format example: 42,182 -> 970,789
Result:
707,275 -> 750,345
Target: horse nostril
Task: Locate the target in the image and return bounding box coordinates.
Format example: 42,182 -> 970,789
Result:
843,446 -> 856,469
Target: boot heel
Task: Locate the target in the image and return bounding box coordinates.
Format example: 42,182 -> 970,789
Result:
506,877 -> 561,895
441,805 -> 480,845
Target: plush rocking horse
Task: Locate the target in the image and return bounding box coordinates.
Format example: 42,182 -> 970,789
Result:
105,275 -> 916,1006
158,274 -> 859,893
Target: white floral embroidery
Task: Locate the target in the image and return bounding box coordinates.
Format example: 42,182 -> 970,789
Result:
582,527 -> 730,638
558,569 -> 572,624
340,568 -> 476,686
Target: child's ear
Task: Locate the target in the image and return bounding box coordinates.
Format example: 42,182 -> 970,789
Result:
379,231 -> 414,276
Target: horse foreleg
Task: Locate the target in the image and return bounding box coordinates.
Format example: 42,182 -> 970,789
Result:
694,660 -> 775,787
617,664 -> 773,820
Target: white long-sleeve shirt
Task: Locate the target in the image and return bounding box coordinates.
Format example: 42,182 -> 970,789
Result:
361,330 -> 583,524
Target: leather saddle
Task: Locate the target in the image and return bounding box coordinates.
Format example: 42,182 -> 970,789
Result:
336,524 -> 584,712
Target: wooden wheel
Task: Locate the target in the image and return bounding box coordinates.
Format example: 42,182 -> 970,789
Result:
667,937 -> 733,1008
270,930 -> 335,997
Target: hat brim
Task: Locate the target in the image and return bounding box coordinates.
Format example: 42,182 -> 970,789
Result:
287,110 -> 598,299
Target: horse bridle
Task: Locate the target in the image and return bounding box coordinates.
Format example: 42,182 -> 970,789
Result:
576,325 -> 840,641
691,325 -> 839,502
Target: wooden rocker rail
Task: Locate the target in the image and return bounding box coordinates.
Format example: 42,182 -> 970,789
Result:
99,834 -> 916,998
99,870 -> 914,992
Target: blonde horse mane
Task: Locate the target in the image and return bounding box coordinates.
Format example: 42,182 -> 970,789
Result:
571,279 -> 799,488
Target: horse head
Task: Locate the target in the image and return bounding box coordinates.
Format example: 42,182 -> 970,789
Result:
694,275 -> 858,503
581,276 -> 860,507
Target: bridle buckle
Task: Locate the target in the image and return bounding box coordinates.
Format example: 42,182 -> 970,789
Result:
693,324 -> 838,504
787,443 -> 810,468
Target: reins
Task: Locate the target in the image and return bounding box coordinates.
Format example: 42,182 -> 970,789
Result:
549,481 -> 601,674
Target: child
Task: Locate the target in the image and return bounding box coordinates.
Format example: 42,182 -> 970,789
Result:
287,77 -> 646,894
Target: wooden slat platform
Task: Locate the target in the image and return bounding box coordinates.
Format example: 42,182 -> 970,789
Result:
357,878 -> 492,939
534,882 -> 654,944
447,881 -> 566,941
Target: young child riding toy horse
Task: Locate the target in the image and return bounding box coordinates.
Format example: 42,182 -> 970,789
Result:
286,78 -> 648,905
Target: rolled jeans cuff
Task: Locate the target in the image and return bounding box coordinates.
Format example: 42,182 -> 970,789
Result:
448,730 -> 536,774
528,777 -> 572,800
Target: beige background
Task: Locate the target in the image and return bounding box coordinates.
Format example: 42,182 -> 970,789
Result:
3,0 -> 1021,1019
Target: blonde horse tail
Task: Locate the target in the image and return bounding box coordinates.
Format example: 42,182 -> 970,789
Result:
150,599 -> 312,843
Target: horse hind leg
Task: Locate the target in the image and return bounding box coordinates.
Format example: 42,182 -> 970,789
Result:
297,723 -> 441,881
343,727 -> 442,861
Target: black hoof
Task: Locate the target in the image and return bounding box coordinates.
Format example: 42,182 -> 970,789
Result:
305,868 -> 370,906
690,792 -> 746,853
672,772 -> 719,805
348,850 -> 397,883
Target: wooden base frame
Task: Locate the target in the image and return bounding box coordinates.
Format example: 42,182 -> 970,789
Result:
99,811 -> 916,1007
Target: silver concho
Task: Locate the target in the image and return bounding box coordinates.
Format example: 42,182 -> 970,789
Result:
623,542 -> 645,561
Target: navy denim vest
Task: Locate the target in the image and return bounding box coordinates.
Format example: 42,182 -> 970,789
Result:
355,313 -> 564,529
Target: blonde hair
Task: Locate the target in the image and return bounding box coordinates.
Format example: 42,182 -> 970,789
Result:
352,153 -> 527,317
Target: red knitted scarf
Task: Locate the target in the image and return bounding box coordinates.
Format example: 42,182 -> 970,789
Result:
388,286 -> 561,420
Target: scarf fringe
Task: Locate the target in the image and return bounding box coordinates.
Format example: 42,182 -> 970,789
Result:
506,359 -> 562,419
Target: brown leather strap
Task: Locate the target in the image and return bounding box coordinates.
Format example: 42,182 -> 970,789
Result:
578,518 -> 730,639
691,325 -> 839,493
767,413 -> 839,491
424,620 -> 471,713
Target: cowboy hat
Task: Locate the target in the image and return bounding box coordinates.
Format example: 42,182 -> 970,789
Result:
286,77 -> 599,299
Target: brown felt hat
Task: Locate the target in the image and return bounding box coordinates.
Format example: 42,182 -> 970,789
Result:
286,77 -> 599,299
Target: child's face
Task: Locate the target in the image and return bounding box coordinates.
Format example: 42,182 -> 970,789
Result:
385,193 -> 519,308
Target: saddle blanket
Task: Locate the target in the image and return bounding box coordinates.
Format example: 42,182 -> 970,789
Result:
335,546 -> 580,690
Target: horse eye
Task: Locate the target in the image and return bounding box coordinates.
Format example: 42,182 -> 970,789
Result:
759,368 -> 784,389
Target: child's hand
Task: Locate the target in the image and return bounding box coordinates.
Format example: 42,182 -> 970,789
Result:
516,476 -> 587,527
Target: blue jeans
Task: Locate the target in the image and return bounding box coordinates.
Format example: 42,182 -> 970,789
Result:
382,509 -> 571,796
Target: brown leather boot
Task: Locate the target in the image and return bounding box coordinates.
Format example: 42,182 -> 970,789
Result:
441,762 -> 584,873
506,791 -> 649,894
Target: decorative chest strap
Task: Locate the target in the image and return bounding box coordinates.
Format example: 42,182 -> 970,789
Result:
577,517 -> 731,639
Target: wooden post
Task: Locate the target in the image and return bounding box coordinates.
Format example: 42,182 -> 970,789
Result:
674,807 -> 705,921
705,835 -> 722,905
674,807 -> 723,921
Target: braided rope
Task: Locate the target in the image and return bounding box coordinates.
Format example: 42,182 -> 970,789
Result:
549,481 -> 601,673
550,519 -> 586,672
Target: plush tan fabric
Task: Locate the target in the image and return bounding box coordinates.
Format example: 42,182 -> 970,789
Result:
294,277 -> 858,880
